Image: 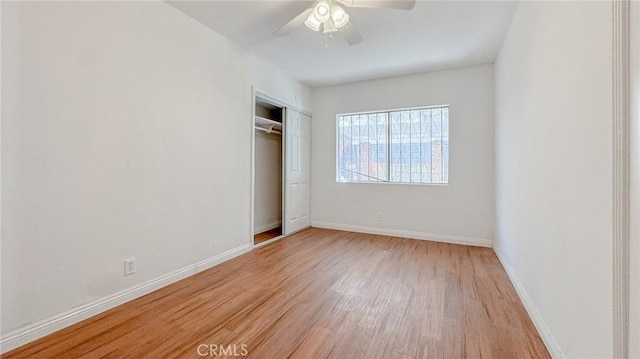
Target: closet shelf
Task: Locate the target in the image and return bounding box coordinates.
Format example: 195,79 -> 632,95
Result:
255,116 -> 282,134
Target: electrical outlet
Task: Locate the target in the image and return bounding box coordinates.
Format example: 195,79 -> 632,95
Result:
377,213 -> 383,222
124,258 -> 136,276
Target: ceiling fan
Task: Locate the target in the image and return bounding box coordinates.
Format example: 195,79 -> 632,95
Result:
274,0 -> 416,46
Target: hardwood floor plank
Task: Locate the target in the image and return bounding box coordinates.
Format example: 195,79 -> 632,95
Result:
254,227 -> 281,244
421,279 -> 445,339
416,336 -> 444,359
2,228 -> 550,359
327,325 -> 375,359
289,326 -> 334,359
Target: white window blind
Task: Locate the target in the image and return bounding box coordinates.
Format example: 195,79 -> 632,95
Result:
337,106 -> 449,184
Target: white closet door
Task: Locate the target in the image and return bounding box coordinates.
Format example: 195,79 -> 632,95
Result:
284,109 -> 311,234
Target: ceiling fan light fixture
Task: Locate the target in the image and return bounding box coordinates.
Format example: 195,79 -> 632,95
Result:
323,18 -> 338,34
313,1 -> 331,22
330,5 -> 350,28
304,13 -> 322,31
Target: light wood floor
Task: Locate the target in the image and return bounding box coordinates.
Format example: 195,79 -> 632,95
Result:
253,227 -> 281,244
3,228 -> 549,358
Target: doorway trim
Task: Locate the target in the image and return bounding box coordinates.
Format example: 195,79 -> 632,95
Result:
612,0 -> 631,357
626,1 -> 639,357
249,87 -> 311,247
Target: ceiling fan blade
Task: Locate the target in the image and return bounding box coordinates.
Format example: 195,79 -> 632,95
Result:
274,8 -> 313,37
341,22 -> 363,46
338,0 -> 416,10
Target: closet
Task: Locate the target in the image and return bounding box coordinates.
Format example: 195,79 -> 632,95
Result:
254,97 -> 284,244
252,91 -> 310,245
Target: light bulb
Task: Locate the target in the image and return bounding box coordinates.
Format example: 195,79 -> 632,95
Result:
313,1 -> 331,23
331,5 -> 350,28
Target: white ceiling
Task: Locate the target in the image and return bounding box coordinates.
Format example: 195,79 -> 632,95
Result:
168,0 -> 517,87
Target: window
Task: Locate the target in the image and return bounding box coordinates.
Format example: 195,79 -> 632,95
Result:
337,106 -> 449,184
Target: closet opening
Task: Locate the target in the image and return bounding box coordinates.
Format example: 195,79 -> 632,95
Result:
253,95 -> 284,245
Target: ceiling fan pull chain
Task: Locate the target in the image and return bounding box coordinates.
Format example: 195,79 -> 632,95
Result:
324,31 -> 334,49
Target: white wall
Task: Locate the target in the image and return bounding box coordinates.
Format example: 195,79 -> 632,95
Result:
311,65 -> 495,243
254,131 -> 282,233
494,1 -> 613,358
1,0 -> 310,345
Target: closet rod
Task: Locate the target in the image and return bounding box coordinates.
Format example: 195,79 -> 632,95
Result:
255,126 -> 281,135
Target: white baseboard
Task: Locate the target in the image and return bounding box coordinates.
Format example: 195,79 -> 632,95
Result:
311,221 -> 492,248
254,220 -> 281,234
0,243 -> 253,354
493,249 -> 566,359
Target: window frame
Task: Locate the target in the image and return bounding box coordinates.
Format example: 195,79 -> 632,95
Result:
335,104 -> 450,186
